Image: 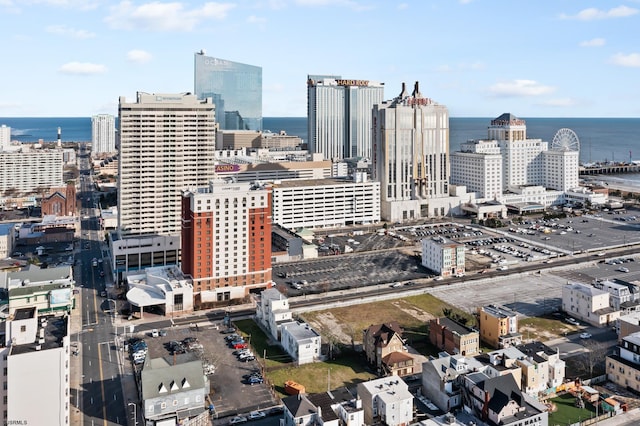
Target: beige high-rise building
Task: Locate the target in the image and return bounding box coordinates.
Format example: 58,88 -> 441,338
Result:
118,92 -> 217,236
372,81 -> 450,221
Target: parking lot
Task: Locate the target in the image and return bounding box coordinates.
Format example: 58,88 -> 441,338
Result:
125,324 -> 279,420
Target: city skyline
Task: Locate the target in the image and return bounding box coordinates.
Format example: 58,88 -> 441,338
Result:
1,1 -> 639,118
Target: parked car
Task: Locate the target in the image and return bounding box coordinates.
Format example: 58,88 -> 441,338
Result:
151,329 -> 159,338
221,327 -> 237,334
248,411 -> 266,420
241,355 -> 256,362
618,267 -> 630,273
232,342 -> 248,350
229,416 -> 248,424
580,332 -> 592,339
247,376 -> 264,385
565,317 -> 579,325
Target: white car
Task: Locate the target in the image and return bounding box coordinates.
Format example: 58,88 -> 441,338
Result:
434,276 -> 443,281
229,416 -> 248,424
248,411 -> 266,420
151,329 -> 159,338
618,267 -> 630,273
580,332 -> 592,339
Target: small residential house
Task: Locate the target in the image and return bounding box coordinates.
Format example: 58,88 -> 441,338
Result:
363,322 -> 411,375
357,377 -> 414,426
463,373 -> 549,426
421,354 -> 484,413
477,305 -> 522,349
562,282 -> 620,327
280,321 -> 321,365
140,354 -> 208,425
256,287 -> 292,340
429,317 -> 480,356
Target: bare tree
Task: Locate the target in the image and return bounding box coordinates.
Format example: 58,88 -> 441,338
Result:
574,339 -> 609,378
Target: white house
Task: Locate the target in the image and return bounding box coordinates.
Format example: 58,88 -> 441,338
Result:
256,288 -> 292,340
562,282 -> 620,327
280,321 -> 321,365
357,377 -> 414,426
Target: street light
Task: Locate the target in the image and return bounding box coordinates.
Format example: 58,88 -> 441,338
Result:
128,402 -> 138,426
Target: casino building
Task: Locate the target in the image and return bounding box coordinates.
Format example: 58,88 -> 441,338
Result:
194,52 -> 262,132
307,75 -> 384,161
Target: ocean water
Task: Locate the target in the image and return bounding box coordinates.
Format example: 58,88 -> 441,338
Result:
2,116 -> 639,166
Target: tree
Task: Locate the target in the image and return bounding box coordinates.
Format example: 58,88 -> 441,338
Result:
574,339 -> 609,378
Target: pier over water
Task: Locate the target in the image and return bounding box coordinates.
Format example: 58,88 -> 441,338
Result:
580,163 -> 640,175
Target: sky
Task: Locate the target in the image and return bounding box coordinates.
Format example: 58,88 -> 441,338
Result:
1,0 -> 640,118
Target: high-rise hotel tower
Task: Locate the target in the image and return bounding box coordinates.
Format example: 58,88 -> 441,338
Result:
181,180 -> 272,301
307,75 -> 384,160
91,113 -> 116,153
372,82 -> 450,221
194,52 -> 262,131
117,92 -> 217,237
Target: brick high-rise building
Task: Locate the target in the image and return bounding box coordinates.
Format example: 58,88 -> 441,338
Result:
181,179 -> 272,303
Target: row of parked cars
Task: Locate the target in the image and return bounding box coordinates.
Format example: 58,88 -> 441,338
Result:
129,338 -> 147,365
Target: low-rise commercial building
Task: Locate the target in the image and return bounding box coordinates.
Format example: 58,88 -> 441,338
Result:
140,354 -> 209,425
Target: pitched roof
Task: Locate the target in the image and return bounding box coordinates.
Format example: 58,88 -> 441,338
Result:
365,322 -> 403,348
382,351 -> 413,365
282,394 -> 317,418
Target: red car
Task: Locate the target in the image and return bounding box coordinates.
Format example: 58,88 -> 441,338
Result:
232,342 -> 248,350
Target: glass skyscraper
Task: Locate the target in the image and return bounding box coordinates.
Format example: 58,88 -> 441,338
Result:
194,52 -> 262,131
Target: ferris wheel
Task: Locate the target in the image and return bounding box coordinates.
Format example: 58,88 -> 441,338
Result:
551,128 -> 580,151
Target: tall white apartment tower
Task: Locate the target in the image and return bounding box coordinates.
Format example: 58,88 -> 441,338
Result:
0,125 -> 10,150
91,114 -> 116,153
307,75 -> 384,160
373,82 -> 450,221
118,92 -> 217,236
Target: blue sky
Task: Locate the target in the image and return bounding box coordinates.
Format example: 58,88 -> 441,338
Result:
1,0 -> 639,117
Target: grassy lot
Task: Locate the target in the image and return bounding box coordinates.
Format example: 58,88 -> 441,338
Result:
233,319 -> 376,397
549,393 -> 596,426
267,350 -> 376,398
301,293 -> 474,349
519,316 -> 580,341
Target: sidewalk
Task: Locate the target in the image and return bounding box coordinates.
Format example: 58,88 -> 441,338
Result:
70,260 -> 83,426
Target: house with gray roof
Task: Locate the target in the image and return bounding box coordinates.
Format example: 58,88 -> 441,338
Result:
140,354 -> 208,425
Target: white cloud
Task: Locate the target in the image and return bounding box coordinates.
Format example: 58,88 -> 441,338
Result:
560,5 -> 638,20
105,1 -> 236,31
487,79 -> 555,97
127,49 -> 152,64
58,62 -> 107,75
294,0 -> 374,11
46,24 -> 96,39
537,98 -> 578,107
579,38 -> 605,47
610,52 -> 640,67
